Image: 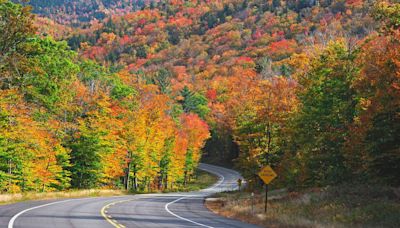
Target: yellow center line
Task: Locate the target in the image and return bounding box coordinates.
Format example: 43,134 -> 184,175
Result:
101,199 -> 133,228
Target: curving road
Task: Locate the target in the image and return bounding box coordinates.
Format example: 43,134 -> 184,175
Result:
0,164 -> 260,228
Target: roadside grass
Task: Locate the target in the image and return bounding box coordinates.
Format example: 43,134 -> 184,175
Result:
0,189 -> 126,205
130,169 -> 218,194
205,184 -> 400,228
181,169 -> 219,191
141,169 -> 218,193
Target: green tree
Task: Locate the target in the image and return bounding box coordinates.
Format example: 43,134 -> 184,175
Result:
0,0 -> 36,89
159,137 -> 175,189
292,42 -> 359,187
272,0 -> 281,8
183,149 -> 194,186
180,86 -> 210,119
201,12 -> 219,29
23,37 -> 79,111
68,121 -> 104,189
135,46 -> 147,58
167,26 -> 182,45
152,68 -> 171,94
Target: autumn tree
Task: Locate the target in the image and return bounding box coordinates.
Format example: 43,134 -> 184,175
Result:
291,41 -> 358,187
0,90 -> 70,192
346,2 -> 400,185
180,113 -> 210,185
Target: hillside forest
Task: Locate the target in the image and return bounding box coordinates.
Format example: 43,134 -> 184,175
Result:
0,0 -> 399,193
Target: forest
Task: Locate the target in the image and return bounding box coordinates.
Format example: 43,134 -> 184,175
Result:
0,0 -> 399,194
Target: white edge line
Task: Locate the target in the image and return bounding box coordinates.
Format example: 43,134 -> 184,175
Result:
8,195 -> 126,228
9,165 -> 229,228
164,165 -> 225,228
8,199 -> 74,228
165,197 -> 213,228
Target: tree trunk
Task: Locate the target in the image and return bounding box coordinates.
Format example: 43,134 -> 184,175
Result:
147,178 -> 151,192
184,171 -> 187,186
125,161 -> 131,190
164,174 -> 168,190
133,164 -> 137,191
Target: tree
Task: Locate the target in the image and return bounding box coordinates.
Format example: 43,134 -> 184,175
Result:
0,90 -> 69,192
159,137 -> 175,189
68,94 -> 127,189
201,12 -> 219,29
272,0 -> 281,9
372,1 -> 400,34
179,86 -> 210,119
23,37 -> 79,112
135,46 -> 147,58
291,41 -> 358,186
68,119 -> 104,189
346,2 -> 400,185
179,113 -> 209,185
152,68 -> 171,94
167,26 -> 182,45
0,0 -> 36,89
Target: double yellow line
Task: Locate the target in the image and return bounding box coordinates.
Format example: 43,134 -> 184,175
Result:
101,199 -> 133,228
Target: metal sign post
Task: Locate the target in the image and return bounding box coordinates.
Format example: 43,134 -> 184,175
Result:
265,184 -> 268,213
251,192 -> 255,215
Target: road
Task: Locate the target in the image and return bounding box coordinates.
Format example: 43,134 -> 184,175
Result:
0,163 -> 260,228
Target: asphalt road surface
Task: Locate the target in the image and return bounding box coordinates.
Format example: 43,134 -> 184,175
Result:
0,164 -> 260,228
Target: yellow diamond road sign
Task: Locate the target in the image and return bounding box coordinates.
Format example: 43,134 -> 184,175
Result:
258,165 -> 277,184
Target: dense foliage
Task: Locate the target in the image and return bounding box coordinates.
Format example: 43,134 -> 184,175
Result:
0,0 -> 209,192
13,0 -> 152,26
0,0 -> 399,193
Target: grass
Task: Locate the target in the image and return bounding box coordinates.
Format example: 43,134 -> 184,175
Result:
0,189 -> 126,205
183,169 -> 219,191
205,184 -> 400,228
130,168 -> 218,194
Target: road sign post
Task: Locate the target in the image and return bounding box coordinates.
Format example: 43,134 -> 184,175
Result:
265,184 -> 268,213
258,165 -> 277,214
237,178 -> 242,191
251,192 -> 255,215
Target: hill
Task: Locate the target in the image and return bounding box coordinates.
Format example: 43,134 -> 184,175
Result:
13,0 -> 155,25
0,0 -> 399,196
64,0 -> 377,169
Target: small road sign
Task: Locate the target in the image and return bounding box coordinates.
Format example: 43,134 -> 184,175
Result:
258,165 -> 277,184
258,165 -> 277,213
